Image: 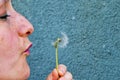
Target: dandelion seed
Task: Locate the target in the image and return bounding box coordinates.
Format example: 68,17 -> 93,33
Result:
72,16 -> 76,20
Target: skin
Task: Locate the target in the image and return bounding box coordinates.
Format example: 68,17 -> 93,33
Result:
0,0 -> 73,80
47,64 -> 73,80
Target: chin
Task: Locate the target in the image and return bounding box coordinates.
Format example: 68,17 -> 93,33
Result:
13,55 -> 31,80
0,66 -> 30,80
21,65 -> 30,80
0,54 -> 31,80
22,68 -> 30,80
19,57 -> 31,80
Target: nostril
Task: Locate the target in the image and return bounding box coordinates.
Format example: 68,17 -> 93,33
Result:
26,31 -> 31,35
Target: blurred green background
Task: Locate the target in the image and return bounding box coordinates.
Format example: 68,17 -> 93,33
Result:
12,0 -> 120,80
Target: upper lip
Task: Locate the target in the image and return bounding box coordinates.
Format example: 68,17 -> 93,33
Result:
24,44 -> 32,52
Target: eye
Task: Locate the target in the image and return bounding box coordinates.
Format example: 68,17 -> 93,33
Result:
0,14 -> 10,20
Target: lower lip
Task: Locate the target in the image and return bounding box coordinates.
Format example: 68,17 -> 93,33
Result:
24,50 -> 30,56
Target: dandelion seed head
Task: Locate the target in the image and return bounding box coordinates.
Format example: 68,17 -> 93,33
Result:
52,32 -> 69,48
59,32 -> 69,48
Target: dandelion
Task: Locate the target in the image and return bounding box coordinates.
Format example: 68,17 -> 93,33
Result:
52,32 -> 69,71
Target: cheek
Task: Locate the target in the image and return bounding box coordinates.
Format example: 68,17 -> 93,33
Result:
0,33 -> 20,70
0,30 -> 19,58
0,32 -> 15,47
0,20 -> 22,60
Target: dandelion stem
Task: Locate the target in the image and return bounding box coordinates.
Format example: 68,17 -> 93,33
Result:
55,44 -> 59,71
54,38 -> 61,71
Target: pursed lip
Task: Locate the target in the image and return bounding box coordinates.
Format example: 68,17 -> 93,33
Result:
23,44 -> 32,54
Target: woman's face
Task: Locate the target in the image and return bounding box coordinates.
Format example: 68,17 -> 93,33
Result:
0,0 -> 34,79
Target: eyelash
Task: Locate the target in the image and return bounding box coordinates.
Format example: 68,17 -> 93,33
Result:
0,14 -> 10,20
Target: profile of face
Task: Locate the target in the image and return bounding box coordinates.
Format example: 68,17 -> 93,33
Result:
0,0 -> 34,79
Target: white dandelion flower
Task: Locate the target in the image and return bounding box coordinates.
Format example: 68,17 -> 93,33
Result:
51,32 -> 69,48
59,32 -> 69,48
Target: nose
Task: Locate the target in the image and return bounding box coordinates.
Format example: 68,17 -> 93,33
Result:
16,14 -> 34,37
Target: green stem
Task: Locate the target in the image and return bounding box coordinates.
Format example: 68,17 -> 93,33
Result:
56,45 -> 59,71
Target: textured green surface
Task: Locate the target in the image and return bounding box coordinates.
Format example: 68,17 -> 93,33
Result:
12,0 -> 120,80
